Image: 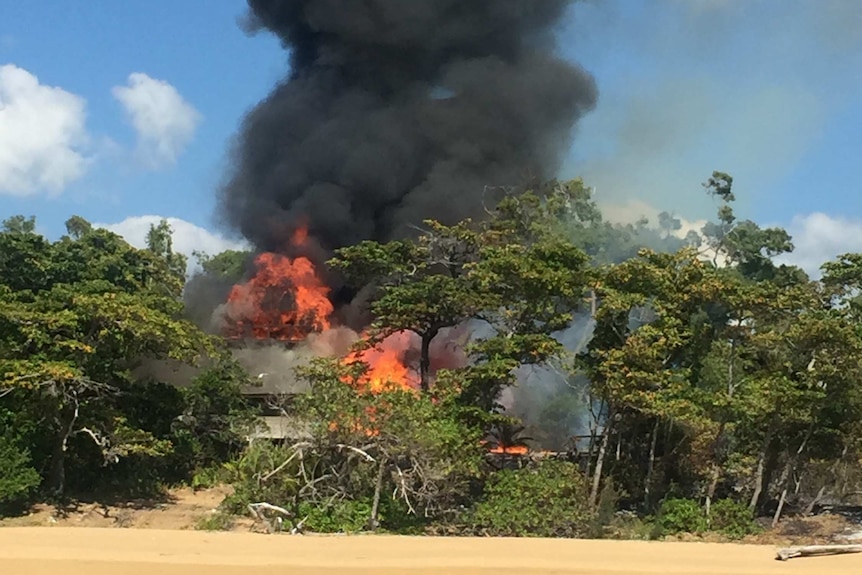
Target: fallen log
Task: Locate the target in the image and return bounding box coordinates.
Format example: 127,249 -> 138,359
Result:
775,544 -> 862,561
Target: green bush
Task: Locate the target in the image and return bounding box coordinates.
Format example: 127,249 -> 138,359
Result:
655,498 -> 707,536
467,459 -> 593,538
196,511 -> 235,531
709,499 -> 760,539
190,465 -> 228,491
589,480 -> 623,538
299,499 -> 372,533
0,436 -> 41,512
221,441 -> 299,515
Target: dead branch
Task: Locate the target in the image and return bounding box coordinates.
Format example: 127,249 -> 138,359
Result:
776,544 -> 862,561
74,426 -> 106,447
392,463 -> 417,515
291,515 -> 308,535
247,502 -> 292,534
261,441 -> 312,482
335,443 -> 375,462
297,473 -> 334,497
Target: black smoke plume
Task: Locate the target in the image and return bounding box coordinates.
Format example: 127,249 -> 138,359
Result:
219,0 -> 598,254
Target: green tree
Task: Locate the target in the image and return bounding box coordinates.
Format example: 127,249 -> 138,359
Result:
700,171 -> 802,283
0,223 -> 219,496
192,249 -> 250,281
146,219 -> 188,284
330,222 -> 486,392
63,215 -> 92,240
2,215 -> 36,234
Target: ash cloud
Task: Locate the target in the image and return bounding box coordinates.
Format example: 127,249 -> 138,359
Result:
218,0 -> 597,254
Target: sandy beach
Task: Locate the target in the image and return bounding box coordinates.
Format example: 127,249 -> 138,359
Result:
1,527 -> 860,575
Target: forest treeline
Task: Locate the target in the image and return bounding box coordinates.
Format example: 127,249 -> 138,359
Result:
3,173 -> 862,539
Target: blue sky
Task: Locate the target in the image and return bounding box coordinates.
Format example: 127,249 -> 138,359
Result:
2,0 -> 862,275
1,0 -> 283,244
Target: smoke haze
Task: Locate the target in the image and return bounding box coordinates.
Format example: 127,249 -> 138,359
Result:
560,0 -> 862,224
218,0 -> 597,254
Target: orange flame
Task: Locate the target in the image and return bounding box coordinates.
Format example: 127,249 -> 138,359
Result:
223,224 -> 333,341
487,445 -> 530,455
343,331 -> 419,393
328,406 -> 380,437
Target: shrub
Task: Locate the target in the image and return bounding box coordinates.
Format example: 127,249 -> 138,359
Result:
467,459 -> 593,538
190,465 -> 228,491
589,480 -> 623,538
298,499 -> 372,533
655,498 -> 707,536
709,499 -> 760,539
221,441 -> 299,515
0,436 -> 41,512
196,511 -> 235,531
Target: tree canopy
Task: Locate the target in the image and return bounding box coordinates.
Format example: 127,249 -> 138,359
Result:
4,173 -> 862,541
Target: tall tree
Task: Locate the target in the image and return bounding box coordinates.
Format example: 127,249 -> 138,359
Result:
0,223 -> 218,495
146,219 -> 188,284
1,215 -> 36,234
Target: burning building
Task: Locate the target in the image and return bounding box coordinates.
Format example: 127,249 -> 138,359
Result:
201,0 -> 599,446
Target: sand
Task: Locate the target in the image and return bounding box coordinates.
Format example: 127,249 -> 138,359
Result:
2,528 -> 861,575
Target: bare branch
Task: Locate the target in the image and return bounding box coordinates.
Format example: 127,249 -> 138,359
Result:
393,464 -> 417,515
248,502 -> 292,534
261,441 -> 312,482
74,427 -> 106,447
335,443 -> 376,462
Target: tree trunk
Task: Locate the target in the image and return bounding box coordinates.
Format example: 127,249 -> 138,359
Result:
643,418 -> 660,510
804,485 -> 827,517
585,399 -> 604,478
706,338 -> 737,521
369,458 -> 387,532
589,417 -> 613,510
772,459 -> 792,529
749,418 -> 777,512
705,419 -> 727,521
803,446 -> 847,516
48,429 -> 67,497
705,463 -> 721,522
49,406 -> 77,497
419,332 -> 434,393
772,424 -> 815,528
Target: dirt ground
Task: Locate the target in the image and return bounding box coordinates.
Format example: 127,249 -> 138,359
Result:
3,487 -> 862,574
3,527 -> 862,575
0,486 -> 252,531
2,486 -> 857,544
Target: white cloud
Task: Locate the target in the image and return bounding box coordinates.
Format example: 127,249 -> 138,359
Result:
112,73 -> 201,169
776,213 -> 862,279
0,64 -> 90,197
96,215 -> 249,276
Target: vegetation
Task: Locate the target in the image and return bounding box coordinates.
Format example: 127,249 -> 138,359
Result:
4,173 -> 862,541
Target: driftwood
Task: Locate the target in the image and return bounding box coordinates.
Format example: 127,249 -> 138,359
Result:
775,544 -> 862,561
247,502 -> 293,534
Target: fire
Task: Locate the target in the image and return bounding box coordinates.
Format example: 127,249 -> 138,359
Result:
328,406 -> 380,437
223,225 -> 333,341
487,445 -> 530,455
343,331 -> 419,393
